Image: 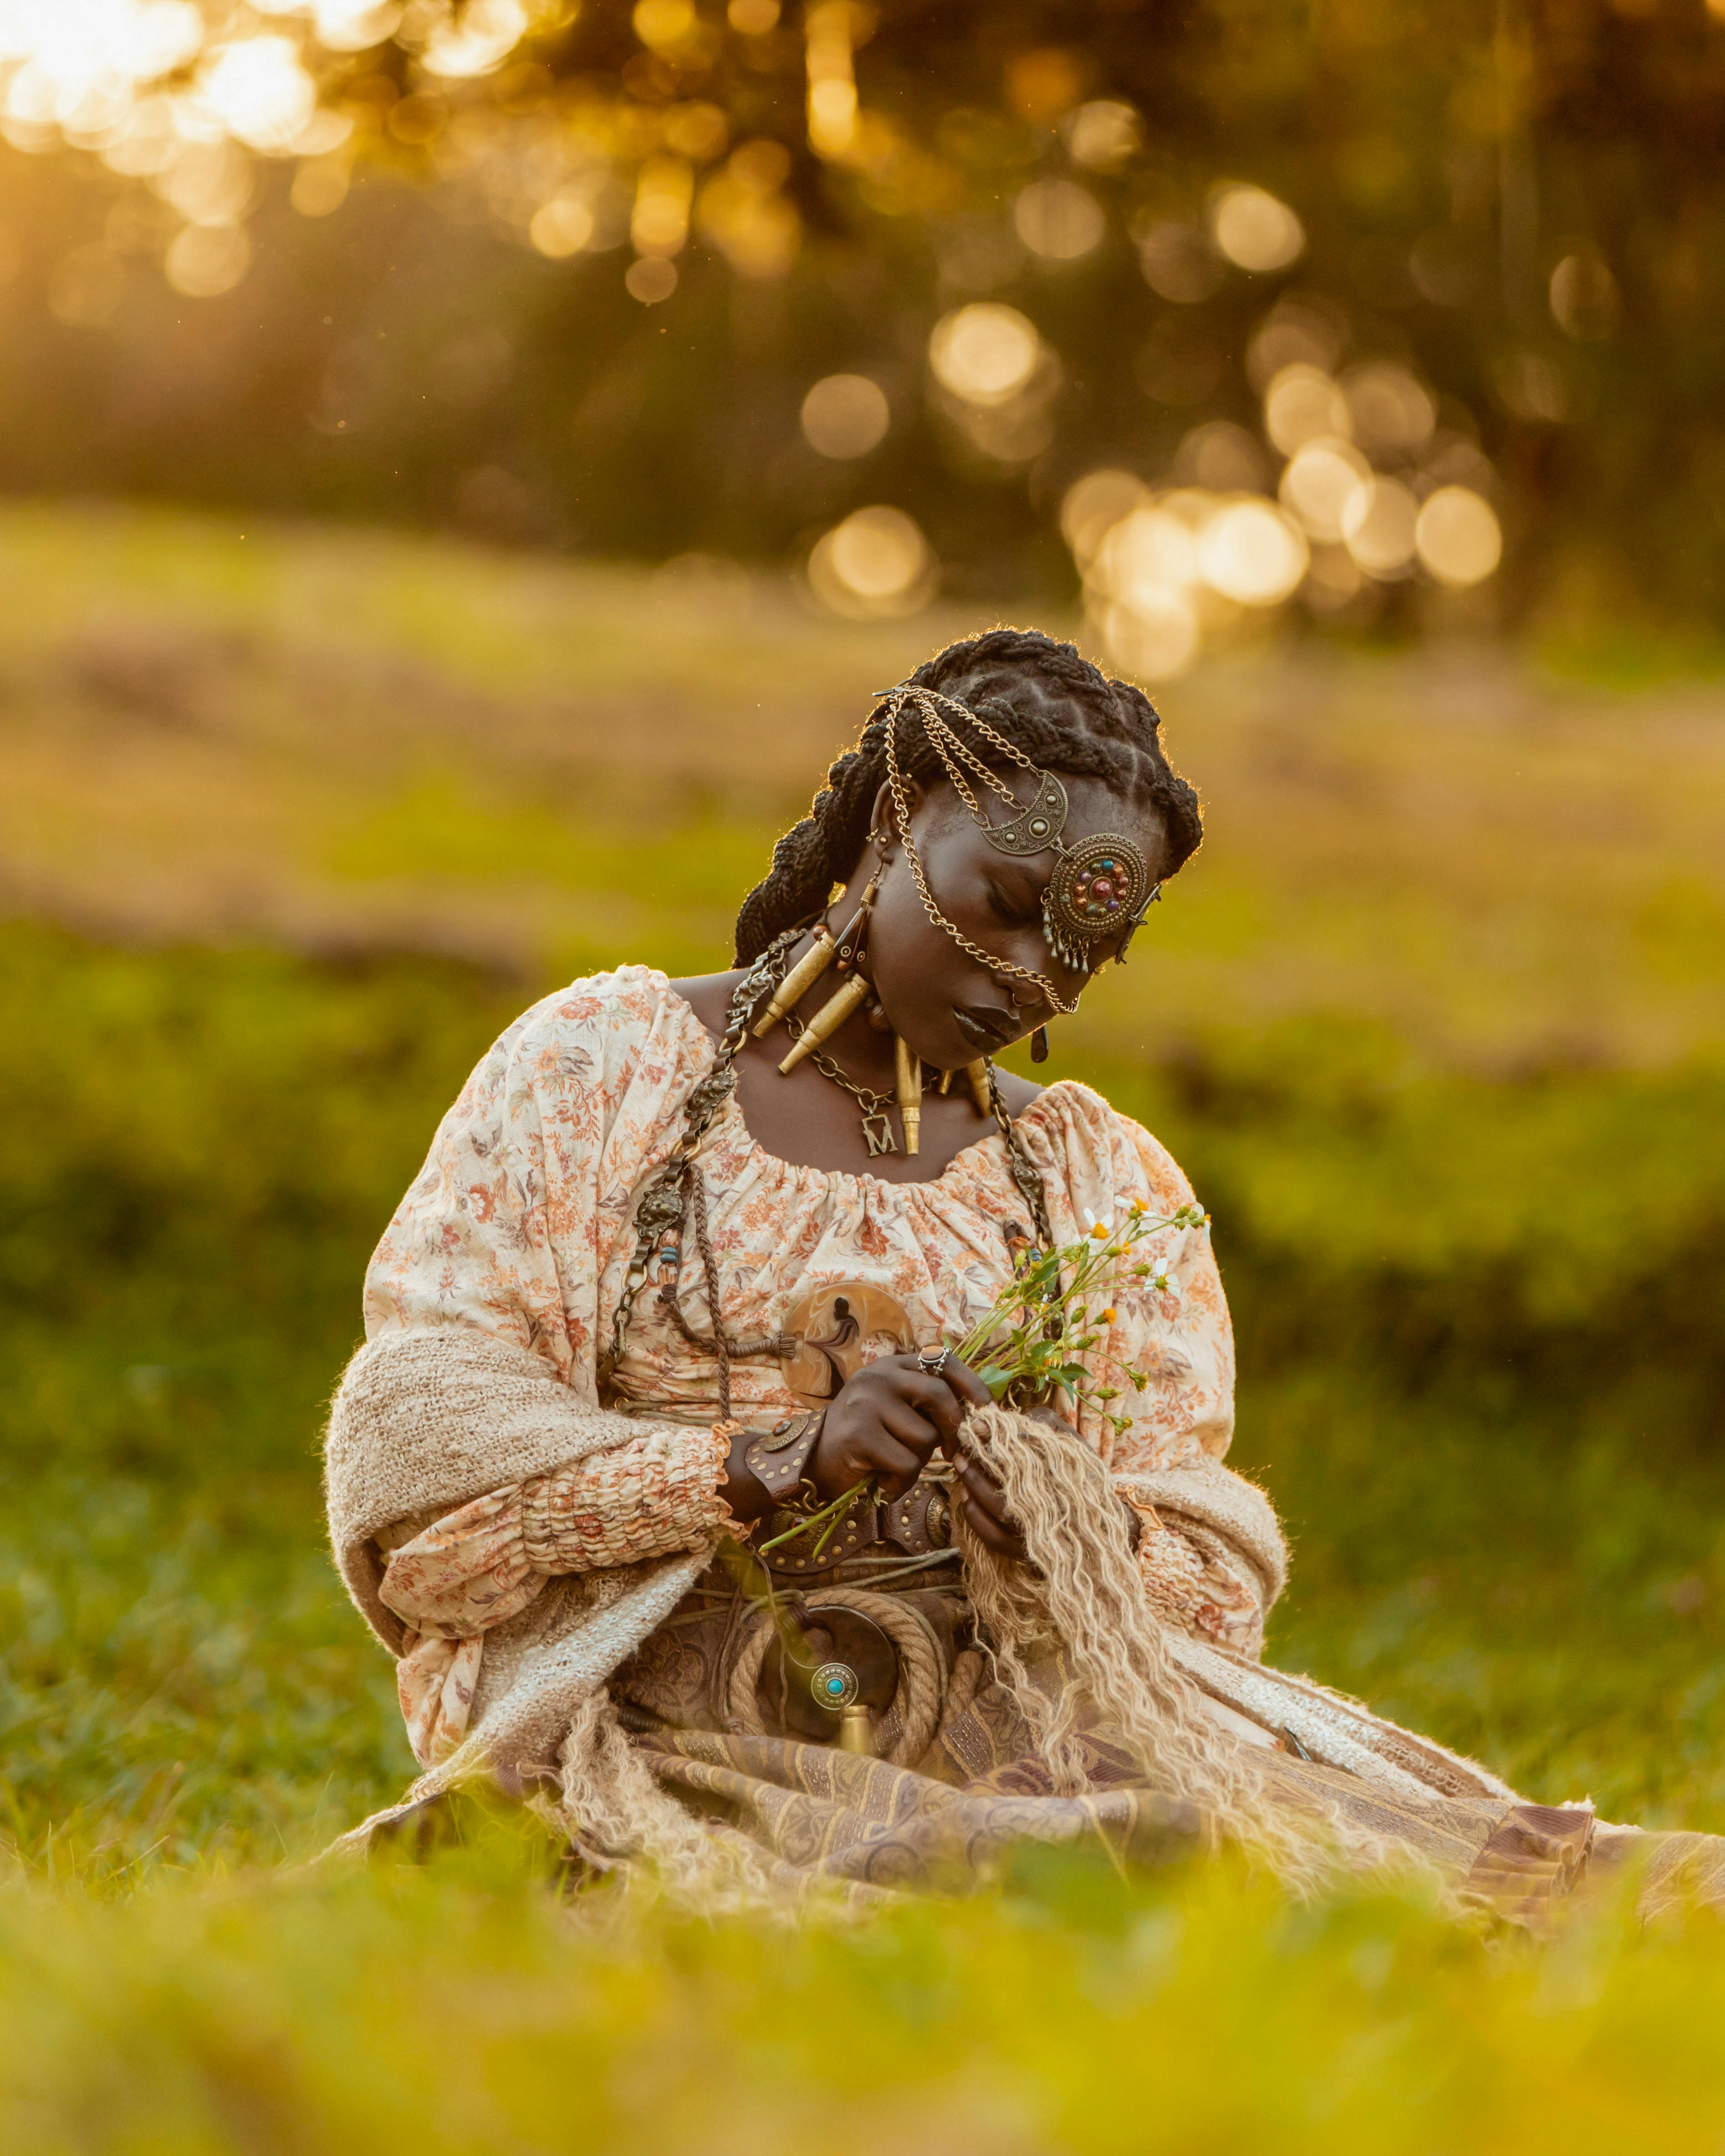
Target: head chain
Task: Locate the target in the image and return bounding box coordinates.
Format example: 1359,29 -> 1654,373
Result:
878,682 -> 1160,1012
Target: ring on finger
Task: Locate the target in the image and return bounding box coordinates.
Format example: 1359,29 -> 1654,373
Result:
916,1346 -> 949,1377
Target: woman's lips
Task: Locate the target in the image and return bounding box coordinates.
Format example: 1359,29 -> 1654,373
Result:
952,1003 -> 1021,1052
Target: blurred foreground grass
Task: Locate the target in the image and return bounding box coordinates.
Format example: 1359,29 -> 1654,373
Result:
8,1835 -> 1725,2155
3,506 -> 1724,2145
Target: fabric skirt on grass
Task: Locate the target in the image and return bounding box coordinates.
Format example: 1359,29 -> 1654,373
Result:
616,1682 -> 1640,1922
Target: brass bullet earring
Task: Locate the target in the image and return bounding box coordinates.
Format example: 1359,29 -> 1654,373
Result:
777,837 -> 889,1075
751,924 -> 836,1038
894,1034 -> 923,1156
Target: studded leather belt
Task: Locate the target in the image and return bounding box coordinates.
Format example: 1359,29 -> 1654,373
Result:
755,1473 -> 954,1578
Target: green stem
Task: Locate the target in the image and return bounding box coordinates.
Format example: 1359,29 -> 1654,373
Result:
753,1478 -> 873,1556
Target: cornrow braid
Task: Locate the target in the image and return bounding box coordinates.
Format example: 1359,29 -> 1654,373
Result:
734,627 -> 1203,964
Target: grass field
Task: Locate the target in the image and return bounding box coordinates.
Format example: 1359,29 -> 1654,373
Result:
3,504 -> 1724,2149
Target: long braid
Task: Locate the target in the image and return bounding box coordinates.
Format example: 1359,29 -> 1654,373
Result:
735,627 -> 1203,963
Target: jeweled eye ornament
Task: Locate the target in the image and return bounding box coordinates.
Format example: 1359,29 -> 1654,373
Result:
1042,830 -> 1159,974
874,682 -> 1163,1010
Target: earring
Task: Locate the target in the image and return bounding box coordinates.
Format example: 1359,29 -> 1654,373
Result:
894,1035 -> 923,1156
1031,1026 -> 1049,1065
964,1058 -> 992,1116
777,973 -> 872,1072
751,923 -> 837,1038
753,843 -> 885,1042
832,868 -> 880,976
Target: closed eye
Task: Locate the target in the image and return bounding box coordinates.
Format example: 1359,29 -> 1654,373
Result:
985,880 -> 1040,929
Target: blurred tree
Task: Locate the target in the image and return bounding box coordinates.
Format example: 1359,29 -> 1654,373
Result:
2,1 -> 1725,665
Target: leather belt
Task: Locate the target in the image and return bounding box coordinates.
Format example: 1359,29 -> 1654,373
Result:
756,1473 -> 954,1577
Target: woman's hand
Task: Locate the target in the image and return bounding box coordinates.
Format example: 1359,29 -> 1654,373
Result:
808,1351 -> 979,1503
949,1398 -> 1068,1564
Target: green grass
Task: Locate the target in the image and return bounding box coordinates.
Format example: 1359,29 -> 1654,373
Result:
3,501 -> 1725,2143
6,1845 -> 1725,2155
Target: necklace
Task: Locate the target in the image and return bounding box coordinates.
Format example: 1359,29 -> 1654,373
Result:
779,1010 -> 906,1157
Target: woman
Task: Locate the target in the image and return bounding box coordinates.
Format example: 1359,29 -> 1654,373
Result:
325,628 -> 1718,1914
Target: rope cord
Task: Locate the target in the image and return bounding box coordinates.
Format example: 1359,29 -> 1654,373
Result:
725,1586 -> 947,1769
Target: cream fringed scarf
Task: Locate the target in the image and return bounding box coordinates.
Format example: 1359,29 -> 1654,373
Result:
325,1327 -> 1515,1899
954,1407 -> 1426,1897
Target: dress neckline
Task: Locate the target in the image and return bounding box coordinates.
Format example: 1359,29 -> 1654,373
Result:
656,972 -> 1068,1203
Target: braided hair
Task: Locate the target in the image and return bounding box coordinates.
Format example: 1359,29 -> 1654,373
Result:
734,627 -> 1204,963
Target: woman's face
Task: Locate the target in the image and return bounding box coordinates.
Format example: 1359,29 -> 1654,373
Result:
862,771 -> 1171,1069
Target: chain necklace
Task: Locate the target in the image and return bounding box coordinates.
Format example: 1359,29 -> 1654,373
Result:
779,1009 -> 905,1157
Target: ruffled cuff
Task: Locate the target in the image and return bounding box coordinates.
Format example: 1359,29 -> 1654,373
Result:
522,1421 -> 736,1574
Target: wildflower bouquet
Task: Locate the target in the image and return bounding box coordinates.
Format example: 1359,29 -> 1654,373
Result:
756,1198 -> 1208,1561
951,1199 -> 1209,1436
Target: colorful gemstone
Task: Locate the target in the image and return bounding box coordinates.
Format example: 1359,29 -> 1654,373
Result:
826,1677 -> 845,1695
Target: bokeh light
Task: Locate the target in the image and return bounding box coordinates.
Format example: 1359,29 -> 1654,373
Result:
633,0 -> 697,49
928,302 -> 1041,405
625,255 -> 677,303
1174,419 -> 1267,494
1414,485 -> 1503,586
1096,505 -> 1201,611
1342,475 -> 1420,576
1012,179 -> 1104,261
1278,437 -> 1371,542
164,218 -> 250,296
198,35 -> 316,153
1078,481 -> 1315,680
308,5 -> 404,56
1247,299 -> 1345,390
632,156 -> 693,258
800,373 -> 890,459
530,192 -> 596,259
1263,363 -> 1350,454
698,138 -> 800,280
421,0 -> 530,79
1102,591 -> 1199,682
0,1 -> 1519,623
1549,251 -> 1621,341
1060,469 -> 1148,569
291,153 -> 349,216
1199,499 -> 1308,605
1136,220 -> 1223,303
158,138 -> 251,226
1064,98 -> 1139,172
807,505 -> 934,617
1342,362 -> 1435,459
1210,183 -> 1305,272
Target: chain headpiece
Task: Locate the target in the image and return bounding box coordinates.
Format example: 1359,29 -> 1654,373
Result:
876,683 -> 1161,1007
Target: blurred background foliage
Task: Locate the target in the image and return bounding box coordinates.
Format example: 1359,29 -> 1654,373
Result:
3,9 -> 1725,2132
5,0 -> 1725,674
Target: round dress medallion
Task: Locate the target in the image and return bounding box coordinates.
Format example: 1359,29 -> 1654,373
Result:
778,1280 -> 913,1410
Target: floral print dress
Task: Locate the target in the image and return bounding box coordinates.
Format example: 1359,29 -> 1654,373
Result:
361,967 -> 1259,1769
